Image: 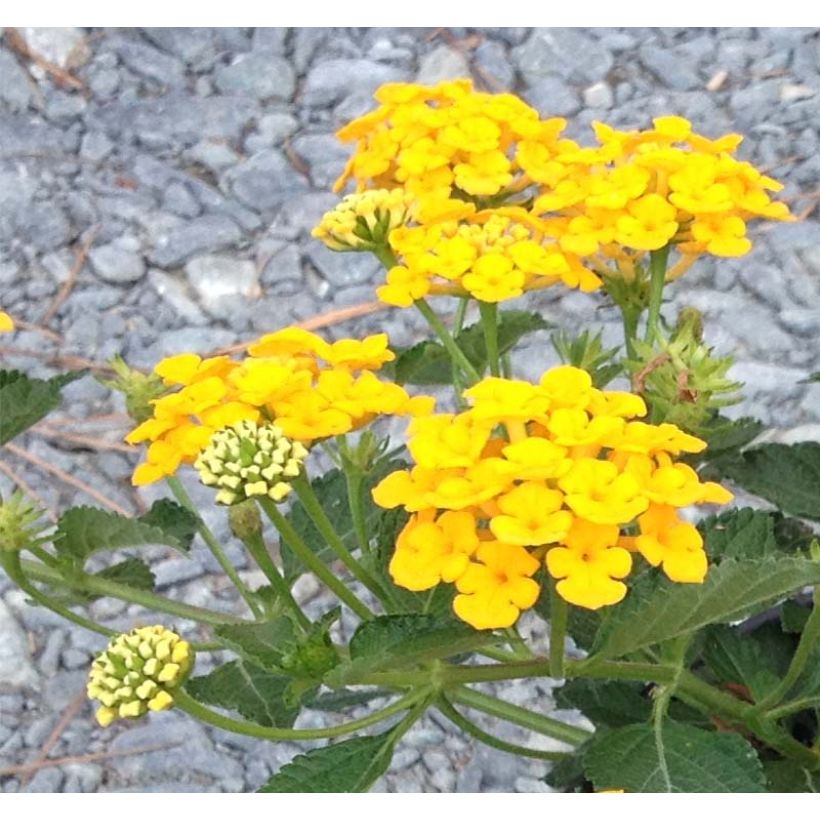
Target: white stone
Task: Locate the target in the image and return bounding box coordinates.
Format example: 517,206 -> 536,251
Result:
184,254 -> 261,317
21,27 -> 89,68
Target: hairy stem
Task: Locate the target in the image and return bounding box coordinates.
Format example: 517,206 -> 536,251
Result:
478,301 -> 501,377
644,244 -> 671,345
415,298 -> 481,384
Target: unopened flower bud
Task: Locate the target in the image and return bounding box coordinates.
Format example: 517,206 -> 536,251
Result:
312,189 -> 414,252
228,499 -> 263,541
0,491 -> 48,553
87,626 -> 194,728
194,420 -> 308,506
98,356 -> 168,423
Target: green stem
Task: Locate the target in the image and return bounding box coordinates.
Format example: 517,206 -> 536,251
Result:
644,244 -> 671,345
415,298 -> 481,384
373,246 -> 399,270
241,532 -> 311,633
166,476 -> 262,619
174,687 -> 426,742
504,625 -> 533,660
621,305 -> 640,359
478,301 -> 500,377
2,552 -> 117,638
436,697 -> 568,761
343,467 -> 370,557
442,660 -> 550,686
567,658 -> 677,682
549,584 -> 568,679
450,686 -> 591,747
20,557 -> 247,627
292,475 -> 390,607
756,588 -> 820,712
258,497 -> 372,621
766,697 -> 820,721
452,297 -> 469,409
28,545 -> 60,568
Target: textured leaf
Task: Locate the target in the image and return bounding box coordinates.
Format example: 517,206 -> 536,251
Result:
186,660 -> 300,728
54,505 -> 193,566
0,370 -> 82,445
393,310 -> 551,385
699,415 -> 764,460
700,508 -> 777,561
583,721 -> 765,792
215,617 -> 297,673
555,679 -> 653,728
327,614 -> 484,686
763,759 -> 820,792
702,623 -> 793,701
590,558 -> 820,660
781,600 -> 812,634
710,442 -> 820,521
95,558 -> 155,593
258,732 -> 396,792
139,499 -> 198,551
543,744 -> 590,792
302,687 -> 394,713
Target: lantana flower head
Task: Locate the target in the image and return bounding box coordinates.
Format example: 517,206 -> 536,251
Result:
374,365 -> 733,630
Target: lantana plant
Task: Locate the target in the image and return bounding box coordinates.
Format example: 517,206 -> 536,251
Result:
2,80 -> 820,793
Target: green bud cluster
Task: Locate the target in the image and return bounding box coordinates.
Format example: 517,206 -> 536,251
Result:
0,491 -> 48,553
194,420 -> 308,506
87,626 -> 194,728
98,355 -> 168,423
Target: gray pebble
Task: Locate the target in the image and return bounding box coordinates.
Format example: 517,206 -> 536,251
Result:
522,77 -> 580,116
90,240 -> 146,284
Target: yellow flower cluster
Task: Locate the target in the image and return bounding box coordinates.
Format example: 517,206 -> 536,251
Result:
325,80 -> 792,307
87,626 -> 193,727
126,327 -> 434,486
372,365 -> 732,629
0,311 -> 14,332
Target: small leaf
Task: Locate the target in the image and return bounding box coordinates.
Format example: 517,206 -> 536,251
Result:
763,759 -> 820,793
215,618 -> 297,674
699,508 -> 777,561
54,505 -> 194,566
710,442 -> 820,522
555,679 -> 653,728
583,721 -> 765,792
95,558 -> 155,592
186,660 -> 300,728
258,731 -> 397,792
781,600 -> 811,634
0,370 -> 83,445
590,558 -> 820,661
139,499 -> 198,551
699,415 -> 764,460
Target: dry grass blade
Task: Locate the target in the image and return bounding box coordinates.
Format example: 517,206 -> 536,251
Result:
7,320 -> 62,343
2,27 -> 86,92
33,424 -> 134,454
0,460 -> 58,522
5,441 -> 132,516
0,345 -> 116,373
41,226 -> 100,327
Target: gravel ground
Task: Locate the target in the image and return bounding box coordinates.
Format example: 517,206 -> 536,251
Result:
1,26 -> 819,793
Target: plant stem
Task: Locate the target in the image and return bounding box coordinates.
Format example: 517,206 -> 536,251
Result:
258,497 -> 372,621
644,245 -> 671,345
292,474 -> 390,607
766,697 -> 820,721
166,476 -> 262,619
450,686 -> 591,747
436,697 -> 569,761
415,298 -> 481,384
620,305 -> 640,359
478,301 -> 500,377
756,587 -> 820,712
549,584 -> 568,679
20,557 -> 247,627
241,532 -> 311,633
452,297 -> 469,408
373,246 -> 399,270
567,658 -> 677,683
343,466 -> 370,557
442,660 -> 550,686
174,687 -> 426,742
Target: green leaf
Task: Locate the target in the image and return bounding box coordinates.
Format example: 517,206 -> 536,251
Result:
710,442 -> 820,521
534,578 -> 601,650
258,731 -> 397,792
95,558 -> 155,592
139,499 -> 198,551
393,310 -> 551,385
326,613 -> 483,686
543,744 -> 590,792
700,508 -> 777,561
763,759 -> 820,793
186,660 -> 300,728
54,504 -> 194,566
702,623 -> 794,701
214,617 -> 298,674
555,679 -> 652,728
699,415 -> 764,460
583,721 -> 765,792
781,600 -> 812,634
590,558 -> 820,660
0,370 -> 83,445
302,687 -> 394,713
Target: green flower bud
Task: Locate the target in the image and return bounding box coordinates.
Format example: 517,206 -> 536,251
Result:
87,626 -> 194,728
194,420 -> 308,506
228,499 -> 263,541
0,491 -> 48,553
98,356 -> 168,423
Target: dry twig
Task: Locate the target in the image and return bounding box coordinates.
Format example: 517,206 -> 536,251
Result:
41,226 -> 100,327
2,28 -> 86,92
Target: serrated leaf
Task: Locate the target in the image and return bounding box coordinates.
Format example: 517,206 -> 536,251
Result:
555,679 -> 653,728
544,744 -> 590,792
215,617 -> 297,674
700,508 -> 777,561
139,499 -> 198,551
763,759 -> 820,793
95,558 -> 155,592
54,505 -> 194,566
393,310 -> 551,385
0,369 -> 83,444
710,442 -> 820,521
326,613 -> 485,686
258,731 -> 396,792
702,623 -> 793,701
699,415 -> 764,459
583,721 -> 765,792
186,660 -> 300,728
590,558 -> 820,661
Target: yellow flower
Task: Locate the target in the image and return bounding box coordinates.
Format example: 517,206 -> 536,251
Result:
454,541 -> 541,629
461,253 -> 525,303
558,458 -> 648,525
153,354 -> 234,387
408,413 -> 492,470
489,482 -> 573,546
624,453 -> 734,507
614,193 -> 679,251
546,518 -> 632,609
390,510 -> 479,590
629,503 -> 708,583
321,333 -> 395,370
0,311 -> 14,332
376,265 -> 431,307
690,215 -> 752,257
501,437 -> 573,481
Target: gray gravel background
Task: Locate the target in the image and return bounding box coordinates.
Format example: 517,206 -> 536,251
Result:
1,27 -> 819,793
